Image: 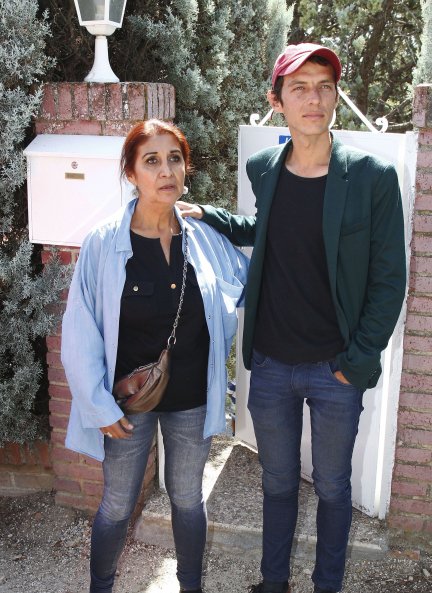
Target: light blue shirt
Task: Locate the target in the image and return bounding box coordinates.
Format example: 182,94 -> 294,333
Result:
61,199 -> 249,461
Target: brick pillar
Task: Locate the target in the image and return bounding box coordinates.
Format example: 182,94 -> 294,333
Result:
39,82 -> 174,512
388,84 -> 432,551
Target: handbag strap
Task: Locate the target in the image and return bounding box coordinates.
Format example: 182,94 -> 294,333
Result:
166,227 -> 188,350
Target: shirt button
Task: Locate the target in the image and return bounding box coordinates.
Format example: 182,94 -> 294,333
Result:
171,283 -> 176,289
133,285 -> 139,292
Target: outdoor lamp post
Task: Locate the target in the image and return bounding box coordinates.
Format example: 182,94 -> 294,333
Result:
74,0 -> 128,83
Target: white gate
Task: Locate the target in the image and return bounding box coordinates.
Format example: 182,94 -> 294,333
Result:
235,125 -> 417,518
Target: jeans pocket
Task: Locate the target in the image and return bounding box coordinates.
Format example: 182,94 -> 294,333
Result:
326,361 -> 353,388
251,348 -> 269,368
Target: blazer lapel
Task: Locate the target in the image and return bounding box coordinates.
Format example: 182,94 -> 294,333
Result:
323,137 -> 349,301
255,142 -> 291,244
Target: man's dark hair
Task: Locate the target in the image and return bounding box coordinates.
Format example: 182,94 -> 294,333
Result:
272,55 -> 338,104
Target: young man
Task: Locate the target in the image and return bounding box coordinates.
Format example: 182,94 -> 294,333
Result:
178,43 -> 406,593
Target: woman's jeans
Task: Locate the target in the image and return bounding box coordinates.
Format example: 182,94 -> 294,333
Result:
90,404 -> 211,593
248,351 -> 364,593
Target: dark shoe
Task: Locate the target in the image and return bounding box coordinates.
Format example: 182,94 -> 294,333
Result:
179,589 -> 203,593
248,583 -> 290,593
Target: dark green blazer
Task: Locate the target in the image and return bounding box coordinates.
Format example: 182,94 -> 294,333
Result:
201,136 -> 406,390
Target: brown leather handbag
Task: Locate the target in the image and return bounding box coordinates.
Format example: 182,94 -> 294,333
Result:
113,229 -> 188,415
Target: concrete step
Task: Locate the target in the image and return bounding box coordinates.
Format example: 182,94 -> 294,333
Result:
134,433 -> 389,562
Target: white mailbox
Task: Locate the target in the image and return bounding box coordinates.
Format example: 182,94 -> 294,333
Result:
24,134 -> 133,247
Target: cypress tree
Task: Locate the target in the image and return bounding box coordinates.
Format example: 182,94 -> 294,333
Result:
0,0 -> 68,444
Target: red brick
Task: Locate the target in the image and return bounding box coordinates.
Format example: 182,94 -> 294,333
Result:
14,470 -> 54,491
399,392 -> 432,409
57,83 -> 73,119
50,413 -> 69,430
412,233 -> 432,254
102,121 -> 131,136
404,334 -> 432,352
46,336 -> 62,352
388,514 -> 425,532
48,367 -> 68,384
404,313 -> 432,332
48,384 -> 71,399
403,353 -> 432,373
417,172 -> 432,192
391,497 -> 432,516
398,426 -> 432,446
6,443 -> 22,465
79,455 -> 101,468
57,120 -> 103,135
424,520 -> 432,533
49,399 -> 71,415
413,85 -> 431,128
53,461 -> 101,481
393,462 -> 432,480
398,409 -> 432,429
51,445 -> 79,464
81,481 -> 104,497
73,83 -> 89,119
106,83 -> 123,120
419,130 -> 432,147
407,295 -> 432,315
40,83 -> 56,119
415,194 -> 432,210
89,84 -> 106,120
47,351 -> 63,368
415,149 -> 432,169
0,472 -> 13,489
400,373 -> 432,393
55,491 -> 99,512
414,214 -> 432,232
54,477 -> 82,494
128,83 -> 145,120
34,442 -> 52,468
21,444 -> 39,466
50,429 -> 67,445
391,480 -> 429,497
409,256 -> 432,276
409,274 -> 432,294
395,446 -> 432,463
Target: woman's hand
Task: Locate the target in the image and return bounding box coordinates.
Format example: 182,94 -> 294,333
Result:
101,416 -> 134,439
176,200 -> 203,219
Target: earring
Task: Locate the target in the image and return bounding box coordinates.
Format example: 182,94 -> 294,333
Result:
133,186 -> 139,198
182,186 -> 189,195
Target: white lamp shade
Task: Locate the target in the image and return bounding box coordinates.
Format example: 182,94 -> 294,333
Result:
74,0 -> 127,28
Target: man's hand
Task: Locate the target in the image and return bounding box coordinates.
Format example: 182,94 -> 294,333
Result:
100,416 -> 134,439
334,370 -> 351,385
176,200 -> 204,219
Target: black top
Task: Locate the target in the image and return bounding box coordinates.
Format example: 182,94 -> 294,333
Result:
253,166 -> 344,364
114,231 -> 209,412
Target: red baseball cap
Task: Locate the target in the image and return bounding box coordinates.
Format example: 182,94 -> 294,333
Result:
271,43 -> 342,88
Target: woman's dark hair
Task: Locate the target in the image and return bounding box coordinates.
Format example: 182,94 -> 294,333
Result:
121,119 -> 192,180
272,55 -> 338,104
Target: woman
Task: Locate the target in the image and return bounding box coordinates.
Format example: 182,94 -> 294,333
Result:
61,119 -> 248,593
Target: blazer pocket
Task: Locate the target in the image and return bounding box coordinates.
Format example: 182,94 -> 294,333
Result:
340,217 -> 370,236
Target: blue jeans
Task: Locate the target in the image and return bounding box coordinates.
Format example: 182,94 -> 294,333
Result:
90,404 -> 211,593
248,351 -> 364,593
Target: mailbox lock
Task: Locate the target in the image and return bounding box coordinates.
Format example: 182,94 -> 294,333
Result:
71,161 -> 78,169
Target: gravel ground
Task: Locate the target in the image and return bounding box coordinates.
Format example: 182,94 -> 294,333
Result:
1,490 -> 431,593
1,433 -> 431,593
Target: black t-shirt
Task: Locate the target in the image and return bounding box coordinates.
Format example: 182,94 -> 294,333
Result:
114,231 -> 209,412
253,166 -> 344,364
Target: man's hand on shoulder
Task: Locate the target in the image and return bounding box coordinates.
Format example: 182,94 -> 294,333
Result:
177,200 -> 204,219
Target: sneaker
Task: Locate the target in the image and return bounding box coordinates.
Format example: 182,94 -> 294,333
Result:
248,583 -> 290,593
180,589 -> 203,593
